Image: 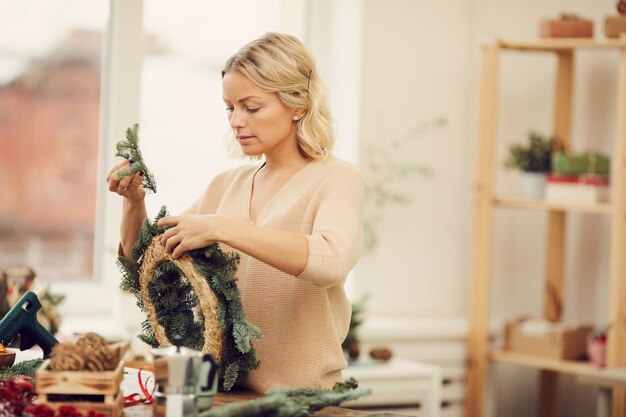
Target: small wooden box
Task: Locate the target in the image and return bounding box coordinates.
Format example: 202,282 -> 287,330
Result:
35,341 -> 129,417
605,15 -> 626,38
540,18 -> 594,38
505,318 -> 593,360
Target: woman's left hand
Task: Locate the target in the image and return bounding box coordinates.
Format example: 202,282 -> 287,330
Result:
156,215 -> 223,259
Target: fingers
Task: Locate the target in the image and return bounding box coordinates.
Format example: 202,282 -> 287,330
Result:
129,172 -> 144,189
160,225 -> 178,246
107,160 -> 132,193
160,226 -> 181,258
164,233 -> 183,258
157,216 -> 179,228
159,220 -> 189,259
117,174 -> 134,192
108,172 -> 140,194
106,160 -> 130,182
171,241 -> 188,260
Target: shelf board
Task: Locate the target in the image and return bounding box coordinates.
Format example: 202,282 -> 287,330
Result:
493,196 -> 612,214
490,350 -> 596,375
497,38 -> 626,51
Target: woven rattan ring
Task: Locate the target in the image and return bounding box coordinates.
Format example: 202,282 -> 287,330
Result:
138,236 -> 223,362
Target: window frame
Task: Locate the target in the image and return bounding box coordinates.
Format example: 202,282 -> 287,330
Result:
50,0 -> 144,319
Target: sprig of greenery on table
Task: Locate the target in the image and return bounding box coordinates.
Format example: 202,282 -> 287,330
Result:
204,378 -> 371,417
0,359 -> 44,381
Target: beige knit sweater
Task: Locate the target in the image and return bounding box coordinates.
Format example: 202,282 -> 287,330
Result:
186,155 -> 364,392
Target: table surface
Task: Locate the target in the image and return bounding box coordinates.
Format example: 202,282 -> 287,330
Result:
124,391 -> 397,417
122,368 -> 412,417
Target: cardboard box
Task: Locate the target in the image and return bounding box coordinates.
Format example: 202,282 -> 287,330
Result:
504,318 -> 593,360
540,18 -> 594,38
605,15 -> 626,38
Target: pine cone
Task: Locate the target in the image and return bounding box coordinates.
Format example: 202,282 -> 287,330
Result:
76,333 -> 108,350
49,345 -> 85,371
48,332 -> 118,372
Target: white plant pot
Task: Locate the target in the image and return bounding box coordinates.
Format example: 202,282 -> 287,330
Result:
521,172 -> 546,198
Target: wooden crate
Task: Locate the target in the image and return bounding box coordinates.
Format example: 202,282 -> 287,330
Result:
38,391 -> 124,417
35,341 -> 129,417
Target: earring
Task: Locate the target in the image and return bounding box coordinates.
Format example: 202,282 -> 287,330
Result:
293,116 -> 299,121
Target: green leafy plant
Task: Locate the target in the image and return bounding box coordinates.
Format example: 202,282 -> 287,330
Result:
363,117 -> 447,251
504,131 -> 559,173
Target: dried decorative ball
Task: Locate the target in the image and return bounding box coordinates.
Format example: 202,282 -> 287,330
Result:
369,347 -> 393,362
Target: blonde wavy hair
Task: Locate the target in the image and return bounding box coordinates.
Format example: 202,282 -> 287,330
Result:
222,32 -> 334,159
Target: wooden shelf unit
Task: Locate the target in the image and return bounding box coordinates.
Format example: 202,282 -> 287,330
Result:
489,350 -> 597,376
493,197 -> 613,214
465,38 -> 626,417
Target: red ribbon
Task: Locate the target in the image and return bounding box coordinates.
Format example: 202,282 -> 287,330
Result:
124,367 -> 156,407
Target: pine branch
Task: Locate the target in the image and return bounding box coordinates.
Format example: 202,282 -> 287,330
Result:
204,378 -> 371,417
117,257 -> 140,295
114,123 -> 157,193
0,359 -> 44,381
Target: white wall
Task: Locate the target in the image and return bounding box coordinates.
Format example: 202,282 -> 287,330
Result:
353,0 -> 473,317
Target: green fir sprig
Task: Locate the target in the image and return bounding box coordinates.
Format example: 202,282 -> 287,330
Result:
0,359 -> 44,381
115,123 -> 157,193
117,206 -> 260,391
204,378 -> 371,417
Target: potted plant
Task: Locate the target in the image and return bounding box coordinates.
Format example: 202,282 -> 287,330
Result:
504,131 -> 559,198
342,295 -> 368,361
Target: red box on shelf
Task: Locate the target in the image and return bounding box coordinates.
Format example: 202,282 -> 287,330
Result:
545,174 -> 610,203
540,17 -> 594,38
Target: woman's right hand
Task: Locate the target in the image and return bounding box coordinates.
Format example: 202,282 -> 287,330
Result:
106,160 -> 146,203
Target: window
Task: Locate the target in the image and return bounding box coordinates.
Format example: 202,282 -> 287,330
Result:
0,0 -> 307,321
140,0 -> 282,215
0,0 -> 109,283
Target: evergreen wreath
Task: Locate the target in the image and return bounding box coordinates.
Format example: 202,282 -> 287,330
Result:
117,207 -> 261,392
115,124 -> 260,391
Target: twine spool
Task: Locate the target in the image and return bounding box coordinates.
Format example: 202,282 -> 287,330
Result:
138,237 -> 222,362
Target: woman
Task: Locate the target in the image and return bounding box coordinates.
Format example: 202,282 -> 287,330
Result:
106,32 -> 364,392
